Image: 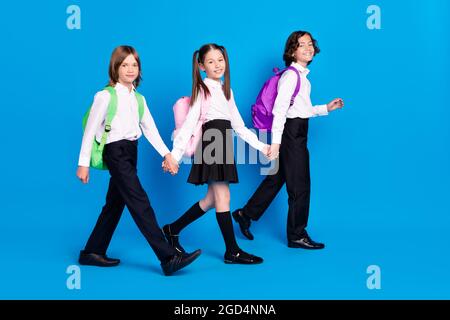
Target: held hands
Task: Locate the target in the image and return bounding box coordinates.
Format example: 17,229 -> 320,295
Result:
327,98 -> 344,112
77,166 -> 90,184
162,153 -> 179,175
263,143 -> 280,161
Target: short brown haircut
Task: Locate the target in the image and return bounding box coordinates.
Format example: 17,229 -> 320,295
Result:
108,45 -> 142,88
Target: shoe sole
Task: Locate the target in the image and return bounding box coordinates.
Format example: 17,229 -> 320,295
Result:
287,243 -> 325,249
78,260 -> 120,267
224,259 -> 263,265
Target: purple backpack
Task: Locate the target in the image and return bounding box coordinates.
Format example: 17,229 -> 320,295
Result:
251,66 -> 301,131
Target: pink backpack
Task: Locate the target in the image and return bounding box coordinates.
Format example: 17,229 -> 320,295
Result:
172,94 -> 210,157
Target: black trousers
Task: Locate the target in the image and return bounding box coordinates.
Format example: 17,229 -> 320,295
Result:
84,139 -> 176,262
243,118 -> 311,241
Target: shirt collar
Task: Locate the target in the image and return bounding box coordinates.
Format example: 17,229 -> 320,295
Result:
114,82 -> 136,94
203,77 -> 223,89
291,62 -> 310,75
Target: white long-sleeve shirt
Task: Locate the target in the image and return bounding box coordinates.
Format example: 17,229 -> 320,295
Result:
271,62 -> 329,144
171,77 -> 266,162
78,82 -> 170,167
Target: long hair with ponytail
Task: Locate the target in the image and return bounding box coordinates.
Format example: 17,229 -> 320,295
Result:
190,43 -> 231,106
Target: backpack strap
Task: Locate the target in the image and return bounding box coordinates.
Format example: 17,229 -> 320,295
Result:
134,91 -> 145,121
285,66 -> 301,106
99,86 -> 118,152
199,89 -> 211,123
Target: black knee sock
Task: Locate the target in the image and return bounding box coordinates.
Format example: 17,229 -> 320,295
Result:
216,211 -> 240,254
170,202 -> 206,235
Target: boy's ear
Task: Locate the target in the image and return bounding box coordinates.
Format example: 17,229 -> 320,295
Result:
198,63 -> 206,72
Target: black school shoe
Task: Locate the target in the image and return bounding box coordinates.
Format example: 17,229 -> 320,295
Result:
232,209 -> 254,240
161,249 -> 202,276
224,249 -> 263,264
287,231 -> 325,249
78,250 -> 120,267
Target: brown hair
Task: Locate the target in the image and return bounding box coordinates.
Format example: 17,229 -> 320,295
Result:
283,31 -> 320,67
108,45 -> 142,88
190,44 -> 231,106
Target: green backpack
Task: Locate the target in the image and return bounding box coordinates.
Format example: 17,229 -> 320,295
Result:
82,86 -> 145,170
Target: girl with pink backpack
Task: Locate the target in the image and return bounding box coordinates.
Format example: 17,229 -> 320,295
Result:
162,43 -> 273,264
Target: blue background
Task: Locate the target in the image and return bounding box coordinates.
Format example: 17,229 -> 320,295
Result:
0,0 -> 449,299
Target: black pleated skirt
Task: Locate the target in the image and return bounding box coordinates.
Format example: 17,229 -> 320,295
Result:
187,119 -> 239,185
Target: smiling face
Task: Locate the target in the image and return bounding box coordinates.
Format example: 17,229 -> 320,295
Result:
118,54 -> 139,87
199,49 -> 226,81
292,34 -> 315,67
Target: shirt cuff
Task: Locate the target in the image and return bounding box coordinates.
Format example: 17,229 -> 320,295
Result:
171,149 -> 184,163
272,132 -> 283,145
158,146 -> 171,158
78,156 -> 90,168
256,140 -> 266,152
317,104 -> 329,116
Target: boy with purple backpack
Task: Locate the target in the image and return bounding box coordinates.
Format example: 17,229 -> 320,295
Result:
233,31 -> 344,249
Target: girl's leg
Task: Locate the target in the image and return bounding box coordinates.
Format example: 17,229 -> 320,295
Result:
211,182 -> 239,254
163,185 -> 215,253
212,182 -> 263,264
211,181 -> 231,212
168,185 -> 214,235
199,184 -> 216,212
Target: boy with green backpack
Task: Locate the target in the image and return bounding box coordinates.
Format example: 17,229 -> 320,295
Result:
81,85 -> 144,170
76,45 -> 200,276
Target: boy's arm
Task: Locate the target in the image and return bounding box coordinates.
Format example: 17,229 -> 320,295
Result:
271,71 -> 297,144
312,103 -> 329,116
140,97 -> 171,157
78,90 -> 110,167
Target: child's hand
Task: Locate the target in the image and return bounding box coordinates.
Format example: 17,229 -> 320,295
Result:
268,143 -> 280,161
162,159 -> 177,174
162,159 -> 169,172
263,144 -> 280,161
262,144 -> 270,159
77,166 -> 90,184
327,98 -> 344,112
163,153 -> 179,175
